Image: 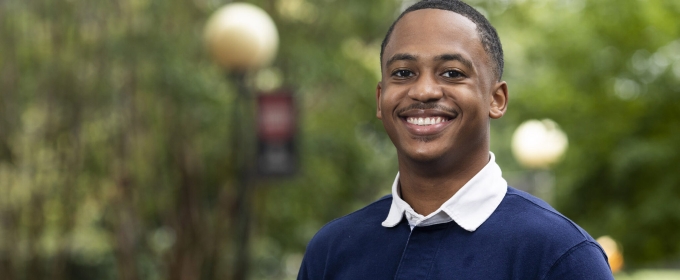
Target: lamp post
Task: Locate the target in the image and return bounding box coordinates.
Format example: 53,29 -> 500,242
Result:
596,235 -> 624,273
511,119 -> 568,169
511,119 -> 568,201
204,4 -> 279,279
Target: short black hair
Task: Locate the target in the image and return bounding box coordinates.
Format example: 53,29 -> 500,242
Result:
380,0 -> 504,81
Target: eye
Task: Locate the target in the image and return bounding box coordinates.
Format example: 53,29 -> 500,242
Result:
442,70 -> 465,79
392,69 -> 415,78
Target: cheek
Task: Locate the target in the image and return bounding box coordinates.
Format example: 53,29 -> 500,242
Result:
379,90 -> 400,114
460,85 -> 489,111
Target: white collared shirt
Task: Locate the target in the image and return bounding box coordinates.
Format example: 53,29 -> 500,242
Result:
382,152 -> 508,231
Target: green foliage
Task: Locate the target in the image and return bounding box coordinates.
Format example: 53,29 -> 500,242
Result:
486,0 -> 680,267
1,0 -> 679,279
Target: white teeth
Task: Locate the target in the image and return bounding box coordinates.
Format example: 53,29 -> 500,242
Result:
407,117 -> 448,126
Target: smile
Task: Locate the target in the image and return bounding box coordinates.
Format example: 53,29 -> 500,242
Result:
396,107 -> 458,136
406,117 -> 450,126
399,113 -> 456,137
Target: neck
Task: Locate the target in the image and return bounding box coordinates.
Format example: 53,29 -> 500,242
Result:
397,150 -> 490,216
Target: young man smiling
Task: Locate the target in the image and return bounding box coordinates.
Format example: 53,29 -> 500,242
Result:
298,0 -> 614,279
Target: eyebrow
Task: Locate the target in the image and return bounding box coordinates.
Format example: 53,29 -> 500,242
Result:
385,53 -> 417,68
434,53 -> 474,70
385,52 -> 474,71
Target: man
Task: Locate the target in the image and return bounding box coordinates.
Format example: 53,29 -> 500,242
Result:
298,0 -> 614,279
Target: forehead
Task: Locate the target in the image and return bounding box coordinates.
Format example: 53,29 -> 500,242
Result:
383,9 -> 487,67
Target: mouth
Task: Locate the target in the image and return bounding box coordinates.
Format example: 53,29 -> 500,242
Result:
405,116 -> 451,126
397,108 -> 458,136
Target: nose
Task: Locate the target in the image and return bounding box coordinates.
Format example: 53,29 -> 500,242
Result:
408,73 -> 443,102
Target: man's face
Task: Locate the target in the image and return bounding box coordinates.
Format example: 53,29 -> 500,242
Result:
377,9 -> 507,164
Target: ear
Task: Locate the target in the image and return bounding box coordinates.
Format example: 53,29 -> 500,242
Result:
376,82 -> 383,119
489,81 -> 508,119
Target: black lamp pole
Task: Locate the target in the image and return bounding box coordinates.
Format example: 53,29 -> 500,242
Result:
230,72 -> 255,280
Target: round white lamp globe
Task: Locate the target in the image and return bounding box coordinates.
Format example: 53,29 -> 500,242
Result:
511,119 -> 569,169
204,3 -> 279,71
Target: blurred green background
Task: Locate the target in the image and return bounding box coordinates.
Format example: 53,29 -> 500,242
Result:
1,0 -> 679,279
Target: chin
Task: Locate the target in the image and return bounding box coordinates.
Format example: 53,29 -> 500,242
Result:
402,146 -> 450,164
411,135 -> 440,143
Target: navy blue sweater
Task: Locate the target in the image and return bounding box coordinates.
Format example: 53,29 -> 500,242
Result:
298,187 -> 613,279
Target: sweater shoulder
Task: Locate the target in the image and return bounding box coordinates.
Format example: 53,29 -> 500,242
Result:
306,194 -> 392,248
482,187 -> 609,278
496,187 -> 597,244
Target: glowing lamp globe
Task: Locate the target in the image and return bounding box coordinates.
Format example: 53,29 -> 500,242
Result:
204,3 -> 279,71
596,235 -> 624,273
511,119 -> 568,169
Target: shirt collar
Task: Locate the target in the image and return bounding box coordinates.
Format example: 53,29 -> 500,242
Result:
381,152 -> 508,232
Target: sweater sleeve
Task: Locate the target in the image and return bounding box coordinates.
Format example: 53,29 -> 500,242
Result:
297,245 -> 321,280
542,241 -> 614,280
297,229 -> 329,280
296,254 -> 312,280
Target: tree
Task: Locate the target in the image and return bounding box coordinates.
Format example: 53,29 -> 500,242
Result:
1,0 -> 679,279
